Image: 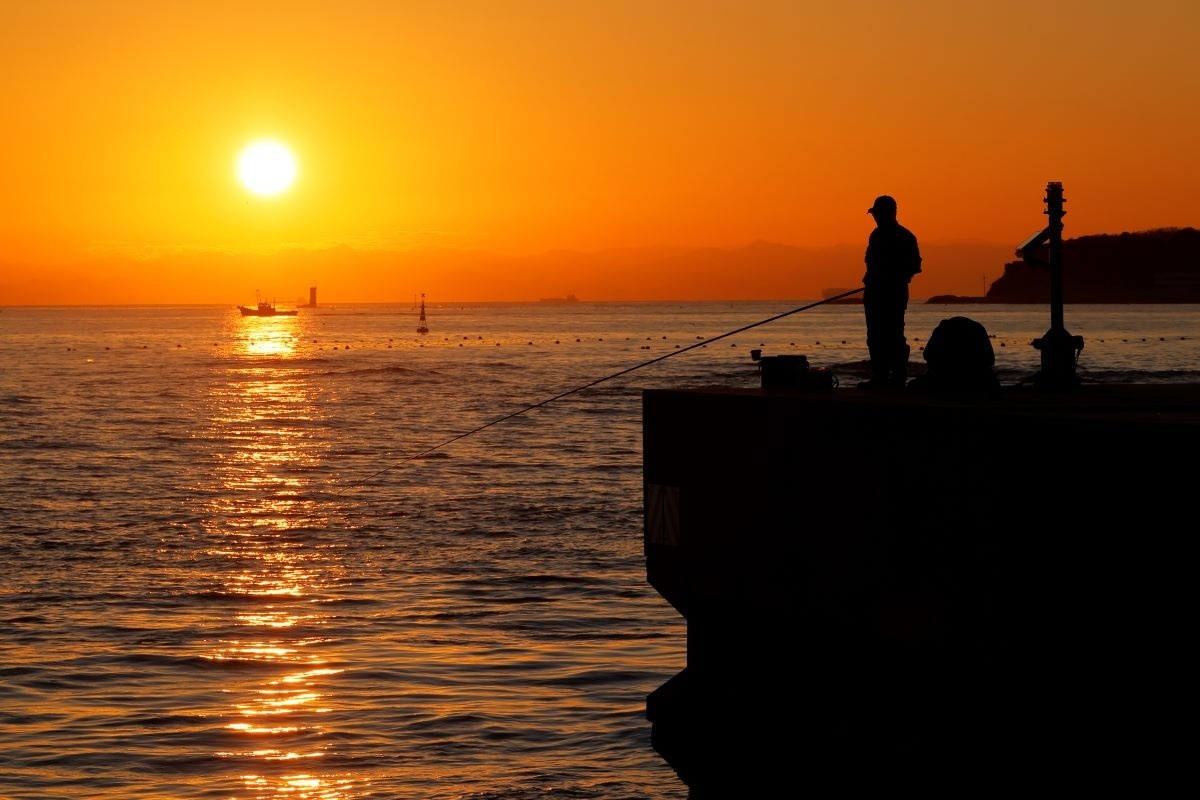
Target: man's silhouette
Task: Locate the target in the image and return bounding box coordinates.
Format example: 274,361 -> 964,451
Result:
861,195 -> 922,389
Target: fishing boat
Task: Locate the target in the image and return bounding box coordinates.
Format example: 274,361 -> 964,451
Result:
416,293 -> 430,334
238,291 -> 297,317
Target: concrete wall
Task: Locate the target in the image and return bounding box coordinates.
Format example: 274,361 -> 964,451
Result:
643,385 -> 1198,794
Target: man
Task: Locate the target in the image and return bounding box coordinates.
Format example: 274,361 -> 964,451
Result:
861,195 -> 922,389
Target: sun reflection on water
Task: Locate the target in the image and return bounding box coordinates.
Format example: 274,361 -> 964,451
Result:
201,312 -> 362,798
238,774 -> 360,799
241,316 -> 300,358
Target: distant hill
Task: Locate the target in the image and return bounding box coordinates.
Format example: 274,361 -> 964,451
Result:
929,227 -> 1200,304
8,234 -> 1173,305
4,239 -> 972,304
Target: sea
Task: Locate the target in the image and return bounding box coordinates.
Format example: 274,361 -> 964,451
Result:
2,300 -> 1198,800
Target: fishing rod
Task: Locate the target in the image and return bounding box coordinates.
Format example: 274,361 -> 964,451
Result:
334,287 -> 864,494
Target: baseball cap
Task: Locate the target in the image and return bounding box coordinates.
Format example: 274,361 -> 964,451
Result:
867,195 -> 897,214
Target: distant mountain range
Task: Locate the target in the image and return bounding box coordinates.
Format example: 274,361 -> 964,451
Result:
126,239 -> 1010,303
927,227 -> 1200,304
7,239 -> 1011,304
7,229 -> 1194,305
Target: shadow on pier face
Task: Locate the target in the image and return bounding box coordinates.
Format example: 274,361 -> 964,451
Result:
643,384 -> 1197,795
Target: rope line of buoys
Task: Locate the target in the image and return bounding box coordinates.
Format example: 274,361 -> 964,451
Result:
333,288 -> 866,494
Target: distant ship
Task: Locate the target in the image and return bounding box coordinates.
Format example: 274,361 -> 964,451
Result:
239,291 -> 298,317
538,293 -> 579,303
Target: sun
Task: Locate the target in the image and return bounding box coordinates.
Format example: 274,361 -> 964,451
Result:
236,140 -> 297,197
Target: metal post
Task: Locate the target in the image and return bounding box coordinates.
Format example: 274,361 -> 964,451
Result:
1047,183 -> 1065,333
1029,182 -> 1084,389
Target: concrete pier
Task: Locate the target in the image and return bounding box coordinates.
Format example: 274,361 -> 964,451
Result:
643,384 -> 1197,794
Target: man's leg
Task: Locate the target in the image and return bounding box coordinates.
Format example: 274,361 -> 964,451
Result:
890,342 -> 911,387
862,295 -> 889,387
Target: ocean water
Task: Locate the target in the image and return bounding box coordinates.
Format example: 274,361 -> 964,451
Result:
2,300 -> 1198,800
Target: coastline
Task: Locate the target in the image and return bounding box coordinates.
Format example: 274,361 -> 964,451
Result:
925,294 -> 1200,304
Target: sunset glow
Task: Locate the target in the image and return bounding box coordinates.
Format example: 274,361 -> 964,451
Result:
1,1 -> 1198,304
237,141 -> 297,197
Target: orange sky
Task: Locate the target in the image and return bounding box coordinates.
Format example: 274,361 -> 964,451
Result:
2,0 -> 1198,304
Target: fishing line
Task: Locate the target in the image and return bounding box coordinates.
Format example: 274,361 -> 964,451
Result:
334,288 -> 864,494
